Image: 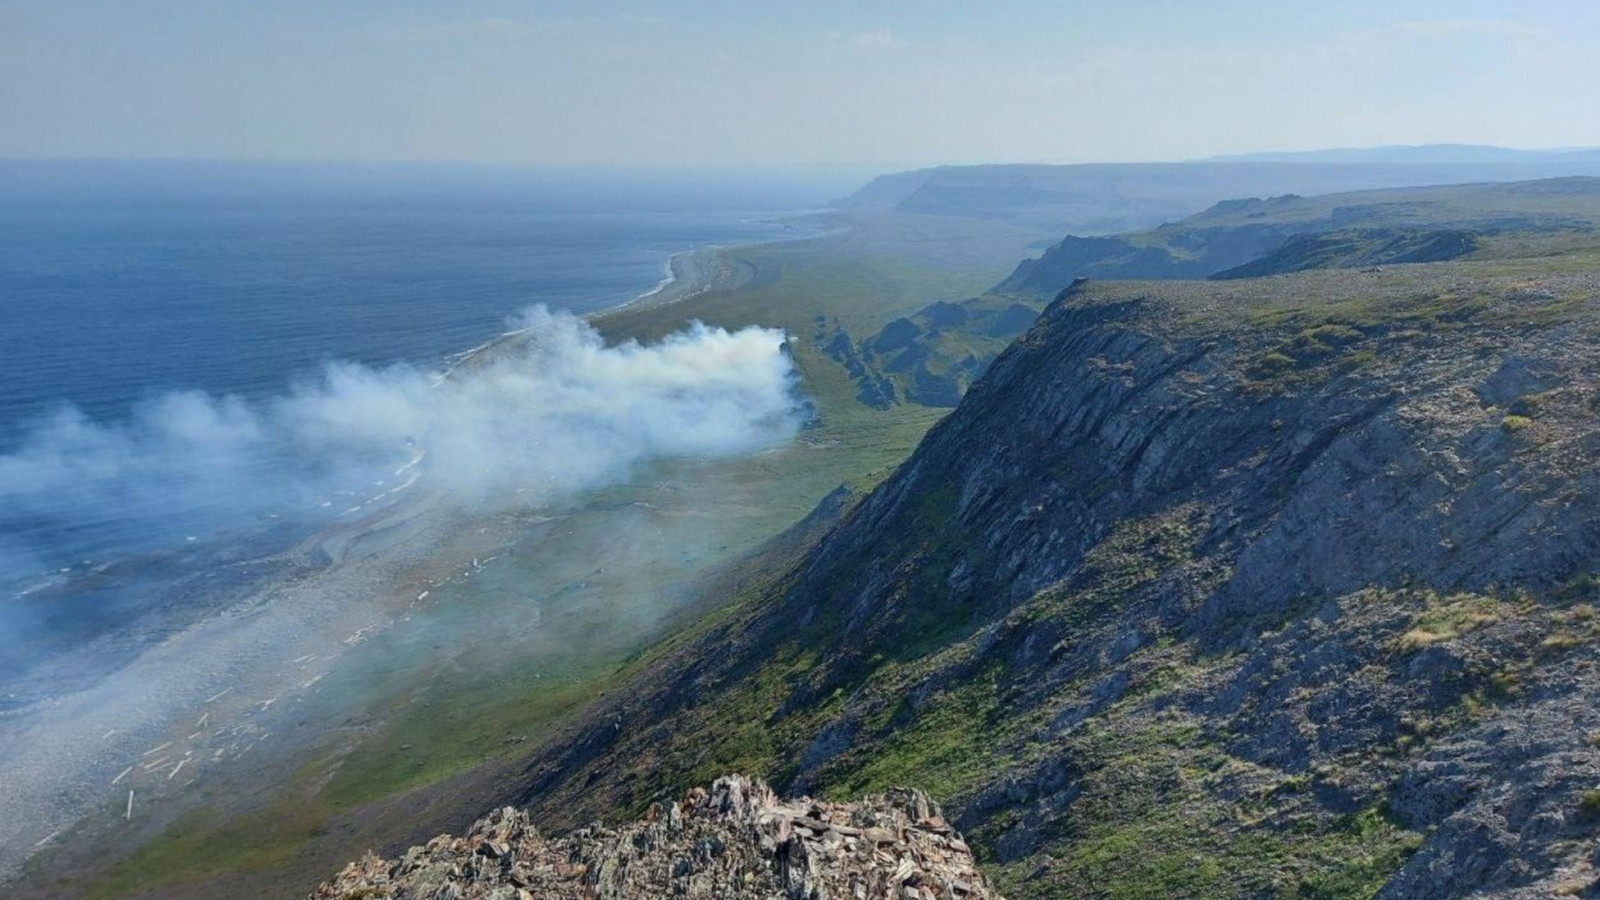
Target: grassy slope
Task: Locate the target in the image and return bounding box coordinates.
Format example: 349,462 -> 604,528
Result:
505,248 -> 1600,899
1000,177 -> 1600,294
77,198 -> 1600,898
53,235 -> 1012,900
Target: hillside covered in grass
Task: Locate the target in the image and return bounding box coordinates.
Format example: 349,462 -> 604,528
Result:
504,255 -> 1600,899
999,177 -> 1600,292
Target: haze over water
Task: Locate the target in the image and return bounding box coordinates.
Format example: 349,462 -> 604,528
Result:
0,161 -> 841,444
0,160 -> 837,684
0,161 -> 852,877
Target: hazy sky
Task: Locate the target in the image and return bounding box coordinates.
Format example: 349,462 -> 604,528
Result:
4,0 -> 1599,167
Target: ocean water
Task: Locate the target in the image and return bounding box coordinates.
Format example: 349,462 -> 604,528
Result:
0,161 -> 847,675
0,161 -> 841,445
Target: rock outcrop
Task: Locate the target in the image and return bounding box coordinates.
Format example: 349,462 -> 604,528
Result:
308,776 -> 1001,900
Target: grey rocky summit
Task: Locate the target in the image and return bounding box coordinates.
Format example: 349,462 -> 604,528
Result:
307,775 -> 1001,900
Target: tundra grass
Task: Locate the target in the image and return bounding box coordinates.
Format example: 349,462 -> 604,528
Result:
71,244 -> 978,899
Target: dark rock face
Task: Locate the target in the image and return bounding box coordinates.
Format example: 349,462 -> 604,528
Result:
307,775 -> 1003,900
514,266 -> 1600,898
820,299 -> 1042,411
870,318 -> 925,354
997,232 -> 1244,294
1209,228 -> 1481,280
983,305 -> 1037,339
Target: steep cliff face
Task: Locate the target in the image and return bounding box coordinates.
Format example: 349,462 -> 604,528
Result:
817,298 -> 1041,409
832,272 -> 1598,621
781,268 -> 1600,897
510,260 -> 1600,899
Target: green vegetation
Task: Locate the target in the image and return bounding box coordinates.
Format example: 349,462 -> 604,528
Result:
1511,391 -> 1557,417
1540,631 -> 1585,654
831,670 -> 1007,801
1397,592 -> 1506,650
475,245 -> 1600,900
523,496 -> 1436,900
1502,414 -> 1534,433
500,242 -> 1600,896
1253,350 -> 1298,376
1579,789 -> 1600,818
84,806 -> 317,900
74,179 -> 1600,900
981,718 -> 1423,900
76,241 -> 1002,899
85,655 -> 625,900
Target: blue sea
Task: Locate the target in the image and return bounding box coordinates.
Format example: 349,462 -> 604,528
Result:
0,160 -> 852,674
0,161 -> 847,446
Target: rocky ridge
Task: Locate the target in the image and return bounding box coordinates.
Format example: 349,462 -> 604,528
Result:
308,775 -> 1001,900
504,260 -> 1600,898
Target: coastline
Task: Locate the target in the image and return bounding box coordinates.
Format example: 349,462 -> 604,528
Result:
0,208 -> 851,895
608,212 -> 842,319
452,213 -> 839,371
436,246 -> 743,376
8,197 -> 1015,900
0,231 -> 738,882
610,246 -> 747,314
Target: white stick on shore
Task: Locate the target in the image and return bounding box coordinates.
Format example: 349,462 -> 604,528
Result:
111,765 -> 134,786
126,790 -> 134,821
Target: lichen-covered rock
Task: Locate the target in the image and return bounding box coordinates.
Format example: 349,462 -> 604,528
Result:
307,776 -> 1002,900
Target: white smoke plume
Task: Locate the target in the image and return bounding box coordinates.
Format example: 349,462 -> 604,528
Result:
0,307 -> 802,574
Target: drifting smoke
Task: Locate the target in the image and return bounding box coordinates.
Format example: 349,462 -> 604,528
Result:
0,307 -> 802,577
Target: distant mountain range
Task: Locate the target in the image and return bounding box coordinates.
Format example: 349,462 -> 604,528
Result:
837,147 -> 1600,236
998,175 -> 1600,293
818,176 -> 1600,412
1202,144 -> 1600,165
